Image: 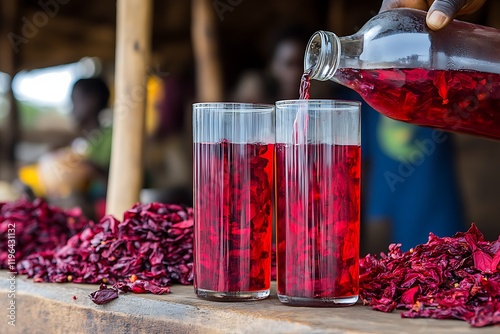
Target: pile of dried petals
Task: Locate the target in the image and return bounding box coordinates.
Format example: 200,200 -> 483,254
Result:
359,224 -> 500,327
17,202 -> 193,303
0,198 -> 88,269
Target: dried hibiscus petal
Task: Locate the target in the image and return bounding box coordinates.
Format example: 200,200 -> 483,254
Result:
400,286 -> 419,305
89,284 -> 119,305
473,250 -> 494,274
114,280 -> 171,295
360,224 -> 500,327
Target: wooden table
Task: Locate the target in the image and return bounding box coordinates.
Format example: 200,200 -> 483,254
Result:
0,271 -> 497,333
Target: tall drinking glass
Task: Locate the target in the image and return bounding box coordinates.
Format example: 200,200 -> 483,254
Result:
275,100 -> 361,306
193,103 -> 274,301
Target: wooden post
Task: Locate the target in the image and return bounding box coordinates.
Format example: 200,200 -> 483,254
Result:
487,0 -> 500,29
192,0 -> 223,102
106,0 -> 152,217
0,0 -> 19,181
327,0 -> 345,36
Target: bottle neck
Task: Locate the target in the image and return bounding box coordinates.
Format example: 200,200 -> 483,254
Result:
304,31 -> 341,81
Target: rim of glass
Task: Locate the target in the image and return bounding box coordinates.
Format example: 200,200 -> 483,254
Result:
193,102 -> 274,112
276,99 -> 361,111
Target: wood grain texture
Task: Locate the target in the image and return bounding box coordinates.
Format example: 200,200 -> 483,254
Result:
1,272 -> 498,334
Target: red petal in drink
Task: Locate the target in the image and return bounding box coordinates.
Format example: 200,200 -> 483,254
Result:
276,143 -> 361,304
193,141 -> 273,297
336,68 -> 500,140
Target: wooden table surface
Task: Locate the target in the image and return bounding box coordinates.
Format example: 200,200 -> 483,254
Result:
0,271 -> 498,333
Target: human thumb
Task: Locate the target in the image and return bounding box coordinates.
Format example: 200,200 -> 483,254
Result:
426,0 -> 467,30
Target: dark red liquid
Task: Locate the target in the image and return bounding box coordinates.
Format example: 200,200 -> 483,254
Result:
300,71 -> 311,100
275,143 -> 361,300
337,68 -> 500,140
193,141 -> 273,293
292,71 -> 311,143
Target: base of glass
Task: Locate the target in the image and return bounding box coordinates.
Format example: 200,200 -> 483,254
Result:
195,288 -> 270,301
277,294 -> 358,307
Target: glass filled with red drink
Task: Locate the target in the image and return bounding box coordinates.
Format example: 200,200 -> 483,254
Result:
275,100 -> 361,306
193,103 -> 274,301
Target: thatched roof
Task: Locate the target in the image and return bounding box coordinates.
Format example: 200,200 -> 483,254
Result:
3,0 -> 499,74
3,0 -> 192,72
4,0 -> 382,74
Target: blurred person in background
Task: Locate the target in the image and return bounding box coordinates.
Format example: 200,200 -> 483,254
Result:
268,26 -> 309,101
70,78 -> 112,176
141,74 -> 193,206
22,78 -> 112,219
232,26 -> 311,103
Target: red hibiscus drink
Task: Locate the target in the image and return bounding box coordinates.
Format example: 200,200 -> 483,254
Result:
275,100 -> 361,306
335,68 -> 500,140
192,103 -> 274,301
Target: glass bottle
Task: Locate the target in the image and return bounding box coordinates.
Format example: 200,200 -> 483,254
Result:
304,8 -> 500,140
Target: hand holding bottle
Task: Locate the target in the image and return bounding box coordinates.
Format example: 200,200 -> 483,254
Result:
380,0 -> 487,30
305,8 -> 500,140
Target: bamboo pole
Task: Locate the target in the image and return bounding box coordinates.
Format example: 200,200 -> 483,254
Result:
192,0 -> 223,102
327,0 -> 345,36
0,0 -> 17,74
487,0 -> 500,29
106,0 -> 152,217
0,0 -> 19,181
